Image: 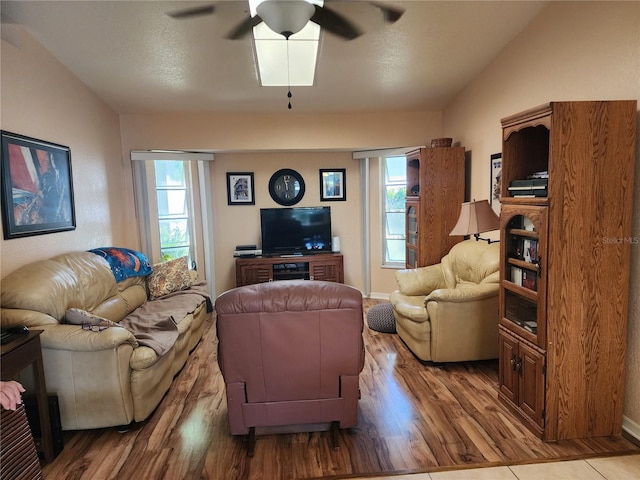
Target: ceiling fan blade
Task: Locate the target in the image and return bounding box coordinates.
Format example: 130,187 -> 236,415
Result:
370,2 -> 405,24
167,4 -> 216,19
226,14 -> 264,40
311,4 -> 362,40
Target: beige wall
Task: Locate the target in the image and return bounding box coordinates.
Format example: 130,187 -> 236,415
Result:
119,112 -> 443,296
0,30 -> 129,276
210,151 -> 364,292
442,1 -> 640,433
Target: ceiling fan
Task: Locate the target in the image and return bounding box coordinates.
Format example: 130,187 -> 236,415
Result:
167,0 -> 404,40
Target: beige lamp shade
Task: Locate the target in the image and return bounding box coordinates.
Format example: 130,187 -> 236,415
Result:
450,200 -> 500,237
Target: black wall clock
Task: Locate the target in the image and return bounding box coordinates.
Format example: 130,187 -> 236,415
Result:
268,168 -> 305,206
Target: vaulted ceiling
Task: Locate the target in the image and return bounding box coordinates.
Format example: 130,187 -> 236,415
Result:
1,1 -> 548,114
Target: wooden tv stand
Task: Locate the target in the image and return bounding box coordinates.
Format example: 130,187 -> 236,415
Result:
235,253 -> 344,287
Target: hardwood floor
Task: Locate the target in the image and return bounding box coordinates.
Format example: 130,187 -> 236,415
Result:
41,300 -> 639,479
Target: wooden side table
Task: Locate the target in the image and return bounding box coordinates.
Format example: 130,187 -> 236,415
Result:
1,330 -> 54,463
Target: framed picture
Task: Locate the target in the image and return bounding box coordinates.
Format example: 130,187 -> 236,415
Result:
226,172 -> 255,205
523,238 -> 538,264
1,131 -> 76,239
490,153 -> 502,215
319,168 -> 346,201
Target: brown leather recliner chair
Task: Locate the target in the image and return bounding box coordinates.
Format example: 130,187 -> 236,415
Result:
215,280 -> 364,455
390,239 -> 501,364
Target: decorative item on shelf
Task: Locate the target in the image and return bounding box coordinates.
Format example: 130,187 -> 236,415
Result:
331,236 -> 341,253
511,266 -> 523,286
410,184 -> 419,195
449,199 -> 500,243
430,137 -> 453,148
523,217 -> 535,231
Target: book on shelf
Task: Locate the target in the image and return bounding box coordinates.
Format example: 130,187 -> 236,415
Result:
522,270 -> 537,291
523,321 -> 538,333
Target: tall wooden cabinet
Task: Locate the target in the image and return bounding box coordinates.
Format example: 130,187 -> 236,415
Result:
497,101 -> 636,441
405,147 -> 465,268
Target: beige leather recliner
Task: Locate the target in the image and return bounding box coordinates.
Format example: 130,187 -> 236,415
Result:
390,239 -> 500,363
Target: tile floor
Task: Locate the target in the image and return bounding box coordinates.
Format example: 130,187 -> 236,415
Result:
362,454 -> 640,480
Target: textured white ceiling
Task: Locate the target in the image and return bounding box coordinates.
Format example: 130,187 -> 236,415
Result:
1,1 -> 548,114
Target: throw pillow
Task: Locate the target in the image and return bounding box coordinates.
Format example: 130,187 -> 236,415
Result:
147,256 -> 193,300
65,308 -> 119,328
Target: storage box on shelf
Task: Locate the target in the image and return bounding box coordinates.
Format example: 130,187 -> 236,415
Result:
497,101 -> 636,441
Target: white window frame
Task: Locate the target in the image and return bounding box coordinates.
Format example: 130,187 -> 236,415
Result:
353,146 -> 423,297
381,155 -> 407,267
153,160 -> 194,263
131,151 -> 215,298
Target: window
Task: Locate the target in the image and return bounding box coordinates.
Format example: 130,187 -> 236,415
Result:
383,156 -> 406,266
132,151 -> 213,294
154,160 -> 192,261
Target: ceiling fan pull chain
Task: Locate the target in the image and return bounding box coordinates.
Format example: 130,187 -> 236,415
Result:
286,38 -> 292,109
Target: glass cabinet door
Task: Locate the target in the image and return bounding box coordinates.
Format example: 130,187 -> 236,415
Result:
499,204 -> 548,348
406,203 -> 418,247
405,200 -> 419,268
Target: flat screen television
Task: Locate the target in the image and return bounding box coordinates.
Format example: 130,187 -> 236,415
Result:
260,206 -> 332,256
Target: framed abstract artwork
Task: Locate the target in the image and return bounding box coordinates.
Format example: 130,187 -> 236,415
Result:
1,131 -> 76,239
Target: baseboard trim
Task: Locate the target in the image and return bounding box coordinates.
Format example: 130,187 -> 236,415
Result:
368,292 -> 390,300
623,416 -> 640,446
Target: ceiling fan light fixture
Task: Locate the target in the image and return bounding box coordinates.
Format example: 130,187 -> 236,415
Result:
257,0 -> 315,38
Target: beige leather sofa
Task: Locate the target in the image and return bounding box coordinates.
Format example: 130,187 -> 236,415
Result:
390,239 -> 500,363
1,251 -> 209,431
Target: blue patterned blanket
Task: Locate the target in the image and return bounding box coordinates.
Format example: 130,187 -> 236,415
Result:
89,247 -> 152,282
